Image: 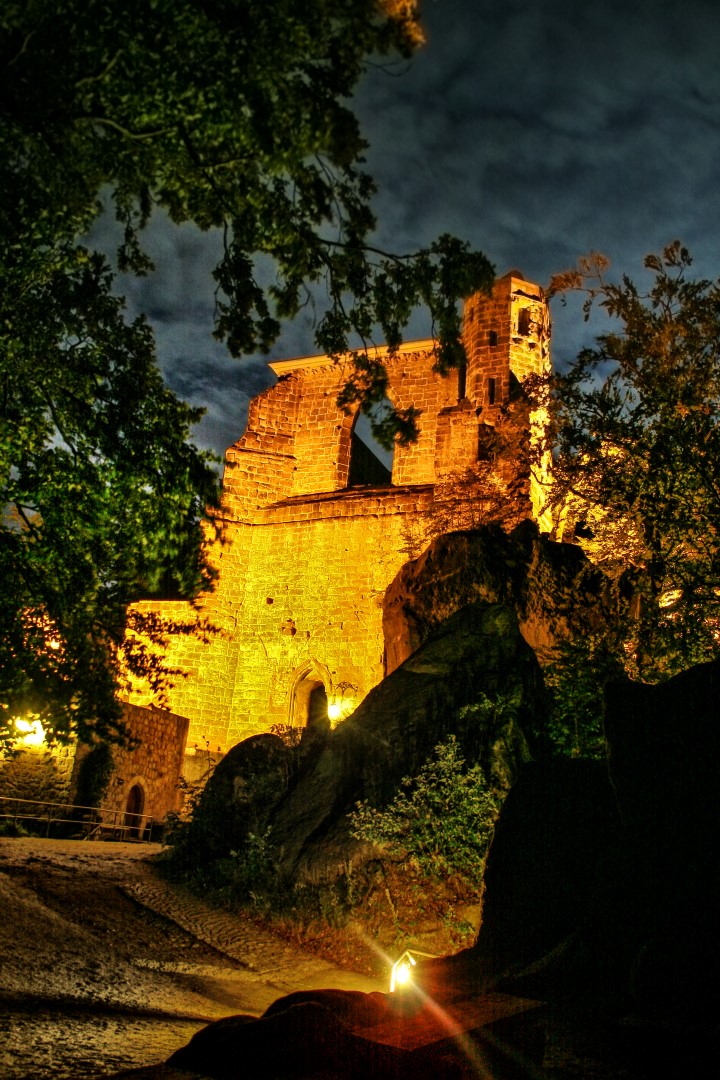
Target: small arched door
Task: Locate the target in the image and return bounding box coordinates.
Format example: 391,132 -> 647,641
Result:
124,783 -> 145,840
289,661 -> 333,735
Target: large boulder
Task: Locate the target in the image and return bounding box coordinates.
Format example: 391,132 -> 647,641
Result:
176,733 -> 293,864
383,521 -> 618,674
473,759 -> 621,983
164,987 -> 545,1080
268,602 -> 544,879
602,657 -> 720,1023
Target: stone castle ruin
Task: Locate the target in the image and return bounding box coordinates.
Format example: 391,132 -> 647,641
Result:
127,271 -> 551,769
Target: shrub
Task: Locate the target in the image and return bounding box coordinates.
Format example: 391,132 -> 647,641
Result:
350,735 -> 498,884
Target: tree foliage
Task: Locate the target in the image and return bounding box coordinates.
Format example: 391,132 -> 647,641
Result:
0,245 -> 220,750
547,243 -> 720,677
1,0 -> 493,442
2,2 -> 493,750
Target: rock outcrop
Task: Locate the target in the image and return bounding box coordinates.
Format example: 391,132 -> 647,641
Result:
416,655 -> 720,1029
176,733 -> 293,865
163,986 -> 545,1079
268,602 -> 544,879
173,599 -> 546,876
192,525 -> 618,876
601,657 -> 720,1023
383,521 -> 618,674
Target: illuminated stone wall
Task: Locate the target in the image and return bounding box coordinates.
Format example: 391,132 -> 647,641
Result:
126,272 -> 551,754
0,743 -> 75,804
0,703 -> 187,825
97,702 -> 189,823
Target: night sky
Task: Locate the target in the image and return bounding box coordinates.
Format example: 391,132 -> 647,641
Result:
91,0 -> 720,460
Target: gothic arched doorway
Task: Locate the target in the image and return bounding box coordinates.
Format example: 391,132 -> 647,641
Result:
289,661 -> 332,735
306,683 -> 330,734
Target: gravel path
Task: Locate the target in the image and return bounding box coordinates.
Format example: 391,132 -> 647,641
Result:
0,836 -> 383,1079
124,876 -> 382,993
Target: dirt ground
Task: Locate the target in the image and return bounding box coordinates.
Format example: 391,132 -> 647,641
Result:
0,836 -> 383,1079
0,836 -> 659,1080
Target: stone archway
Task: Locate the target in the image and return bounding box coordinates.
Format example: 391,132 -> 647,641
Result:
289,660 -> 333,734
336,398 -> 395,489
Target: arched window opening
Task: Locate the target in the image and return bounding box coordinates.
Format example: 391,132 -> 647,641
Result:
478,423 -> 497,462
348,399 -> 394,487
518,307 -> 532,336
457,360 -> 467,401
124,783 -> 145,840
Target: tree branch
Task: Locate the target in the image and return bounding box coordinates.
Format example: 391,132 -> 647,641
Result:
76,115 -> 173,141
74,49 -> 122,88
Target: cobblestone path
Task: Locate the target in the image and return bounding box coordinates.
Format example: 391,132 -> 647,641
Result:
125,878 -> 382,993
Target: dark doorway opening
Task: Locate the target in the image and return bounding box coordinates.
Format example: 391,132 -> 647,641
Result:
307,685 -> 330,736
124,783 -> 145,840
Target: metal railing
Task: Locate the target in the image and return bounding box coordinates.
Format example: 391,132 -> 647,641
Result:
0,794 -> 157,842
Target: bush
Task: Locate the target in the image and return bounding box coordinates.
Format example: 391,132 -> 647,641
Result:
211,829 -> 280,906
350,735 -> 498,884
0,818 -> 30,837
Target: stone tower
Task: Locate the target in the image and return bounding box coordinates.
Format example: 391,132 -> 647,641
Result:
127,272 -> 550,759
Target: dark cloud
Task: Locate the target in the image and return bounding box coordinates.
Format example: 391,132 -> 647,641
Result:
89,0 -> 720,455
354,0 -> 720,366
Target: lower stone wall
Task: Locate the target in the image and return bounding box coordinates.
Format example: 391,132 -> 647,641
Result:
0,744 -> 75,805
126,485 -> 436,752
0,703 -> 189,830
99,702 -> 189,824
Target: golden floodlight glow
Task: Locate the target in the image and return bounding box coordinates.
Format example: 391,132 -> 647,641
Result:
396,961 -> 412,986
327,701 -> 342,722
14,717 -> 45,746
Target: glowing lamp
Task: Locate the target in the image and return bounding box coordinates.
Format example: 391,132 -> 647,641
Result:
389,948 -> 437,993
327,701 -> 342,722
390,951 -> 418,992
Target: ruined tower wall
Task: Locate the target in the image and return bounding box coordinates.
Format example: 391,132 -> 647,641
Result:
125,273 -> 551,754
221,486 -> 435,745
464,273 -> 549,407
